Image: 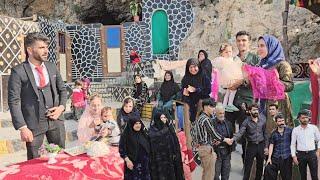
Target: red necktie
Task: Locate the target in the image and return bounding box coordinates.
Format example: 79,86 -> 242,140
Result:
35,66 -> 46,88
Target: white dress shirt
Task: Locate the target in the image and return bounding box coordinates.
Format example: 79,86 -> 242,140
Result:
291,124 -> 320,157
29,62 -> 49,87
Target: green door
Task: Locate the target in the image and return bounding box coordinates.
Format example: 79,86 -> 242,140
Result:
152,10 -> 169,54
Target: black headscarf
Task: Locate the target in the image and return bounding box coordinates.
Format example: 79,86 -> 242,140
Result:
134,74 -> 143,98
182,58 -> 203,89
198,50 -> 212,81
198,49 -> 208,59
152,110 -> 170,130
120,114 -> 150,162
160,71 -> 180,102
181,58 -> 211,122
149,109 -> 184,180
150,109 -> 177,143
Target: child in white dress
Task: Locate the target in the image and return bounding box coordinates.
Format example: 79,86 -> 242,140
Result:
212,43 -> 244,112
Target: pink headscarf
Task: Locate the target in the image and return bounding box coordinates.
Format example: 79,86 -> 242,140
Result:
77,105 -> 101,143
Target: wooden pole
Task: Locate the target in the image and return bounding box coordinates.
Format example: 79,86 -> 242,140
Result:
282,0 -> 290,60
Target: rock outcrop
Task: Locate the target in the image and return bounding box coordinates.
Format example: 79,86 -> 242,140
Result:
179,0 -> 320,63
0,0 -> 319,62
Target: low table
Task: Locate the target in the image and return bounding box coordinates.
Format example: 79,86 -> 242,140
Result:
0,147 -> 124,180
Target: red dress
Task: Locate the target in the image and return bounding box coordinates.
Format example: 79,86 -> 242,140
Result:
130,51 -> 141,64
71,89 -> 86,108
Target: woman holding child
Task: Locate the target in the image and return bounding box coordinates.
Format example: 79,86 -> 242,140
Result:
77,94 -> 120,143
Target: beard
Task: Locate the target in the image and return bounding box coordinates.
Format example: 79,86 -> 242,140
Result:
251,112 -> 259,118
300,121 -> 309,125
34,52 -> 48,62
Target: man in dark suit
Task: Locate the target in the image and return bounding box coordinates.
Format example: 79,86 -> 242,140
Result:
8,32 -> 67,160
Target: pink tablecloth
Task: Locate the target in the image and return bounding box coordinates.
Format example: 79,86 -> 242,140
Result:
0,147 -> 124,180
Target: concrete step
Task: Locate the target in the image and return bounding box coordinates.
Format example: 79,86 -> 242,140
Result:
0,120 -> 79,154
0,112 -> 13,128
0,150 -> 27,167
0,111 -> 75,128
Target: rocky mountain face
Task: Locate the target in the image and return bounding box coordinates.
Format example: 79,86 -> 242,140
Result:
179,0 -> 320,63
0,0 -> 131,24
0,0 -> 319,62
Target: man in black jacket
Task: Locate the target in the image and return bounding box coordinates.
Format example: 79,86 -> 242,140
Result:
213,103 -> 235,180
8,32 -> 67,160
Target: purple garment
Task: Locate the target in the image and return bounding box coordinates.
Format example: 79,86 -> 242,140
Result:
244,65 -> 285,100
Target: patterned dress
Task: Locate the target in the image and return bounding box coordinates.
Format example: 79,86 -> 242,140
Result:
132,82 -> 149,114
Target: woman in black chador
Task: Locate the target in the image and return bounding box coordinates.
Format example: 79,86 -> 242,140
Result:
149,110 -> 185,180
157,71 -> 180,119
119,114 -> 151,180
181,58 -> 211,122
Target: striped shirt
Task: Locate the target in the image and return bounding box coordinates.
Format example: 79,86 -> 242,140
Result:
191,112 -> 224,147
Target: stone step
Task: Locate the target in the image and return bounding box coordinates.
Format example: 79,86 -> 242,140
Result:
0,120 -> 79,154
0,111 -> 75,128
0,112 -> 12,128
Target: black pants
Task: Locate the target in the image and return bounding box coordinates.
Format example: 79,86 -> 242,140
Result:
243,142 -> 265,180
225,108 -> 247,165
214,148 -> 231,180
263,157 -> 292,180
26,120 -> 65,160
297,150 -> 318,180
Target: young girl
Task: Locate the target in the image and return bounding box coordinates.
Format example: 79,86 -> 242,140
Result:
213,43 -> 244,112
119,114 -> 151,180
82,78 -> 92,105
71,79 -> 86,120
117,97 -> 140,132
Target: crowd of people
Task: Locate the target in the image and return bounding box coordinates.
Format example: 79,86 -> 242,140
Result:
7,30 -> 320,180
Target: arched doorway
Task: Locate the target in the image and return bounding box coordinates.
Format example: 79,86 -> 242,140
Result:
152,10 -> 169,54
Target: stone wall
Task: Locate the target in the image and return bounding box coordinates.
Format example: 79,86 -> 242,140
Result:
0,15 -> 39,74
67,23 -> 103,80
124,0 -> 194,62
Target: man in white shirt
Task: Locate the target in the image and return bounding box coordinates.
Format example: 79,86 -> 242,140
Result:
290,109 -> 320,180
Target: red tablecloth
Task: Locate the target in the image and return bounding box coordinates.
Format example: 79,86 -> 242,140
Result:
0,147 -> 124,180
